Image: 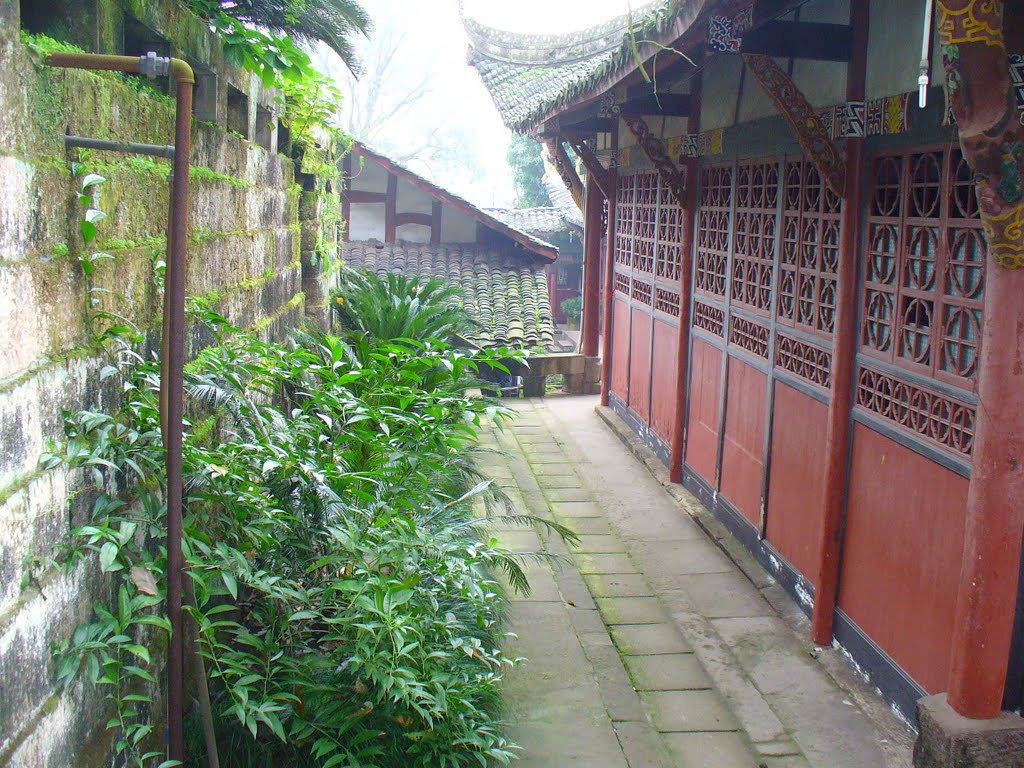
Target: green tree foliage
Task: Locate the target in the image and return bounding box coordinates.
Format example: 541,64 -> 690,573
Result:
188,0 -> 372,71
506,135 -> 553,209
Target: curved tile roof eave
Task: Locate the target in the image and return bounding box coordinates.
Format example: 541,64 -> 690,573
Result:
463,0 -> 704,133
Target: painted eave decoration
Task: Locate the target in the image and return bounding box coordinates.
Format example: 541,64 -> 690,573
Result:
463,0 -> 704,133
351,142 -> 558,262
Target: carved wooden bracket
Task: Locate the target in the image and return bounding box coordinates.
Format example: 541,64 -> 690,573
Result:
543,137 -> 585,210
742,52 -> 847,196
618,113 -> 688,205
565,138 -> 616,200
938,0 -> 1024,269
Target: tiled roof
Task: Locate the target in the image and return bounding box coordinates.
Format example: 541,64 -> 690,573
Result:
351,142 -> 558,262
543,172 -> 584,227
484,206 -> 582,236
343,241 -> 555,349
464,1 -> 695,132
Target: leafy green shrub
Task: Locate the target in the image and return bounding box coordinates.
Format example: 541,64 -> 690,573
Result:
560,296 -> 582,326
46,286 -> 575,766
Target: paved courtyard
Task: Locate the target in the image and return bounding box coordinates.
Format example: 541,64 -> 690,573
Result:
474,395 -> 916,768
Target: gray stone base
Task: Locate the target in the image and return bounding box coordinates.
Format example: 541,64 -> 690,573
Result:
915,694 -> 1024,767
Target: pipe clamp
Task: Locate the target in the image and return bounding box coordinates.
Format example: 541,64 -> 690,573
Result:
140,51 -> 171,78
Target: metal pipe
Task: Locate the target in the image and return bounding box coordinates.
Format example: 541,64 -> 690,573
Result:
65,134 -> 175,159
45,51 -> 194,764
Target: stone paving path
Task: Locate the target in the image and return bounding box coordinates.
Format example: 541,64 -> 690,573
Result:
474,396 -> 916,768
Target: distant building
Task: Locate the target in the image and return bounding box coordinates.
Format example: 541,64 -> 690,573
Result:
486,170 -> 584,325
342,142 -> 557,350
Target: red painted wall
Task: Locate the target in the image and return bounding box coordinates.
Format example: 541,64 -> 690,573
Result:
629,309 -> 653,422
685,338 -> 722,486
720,360 -> 767,527
611,298 -> 631,401
765,383 -> 828,578
839,423 -> 969,694
650,319 -> 679,444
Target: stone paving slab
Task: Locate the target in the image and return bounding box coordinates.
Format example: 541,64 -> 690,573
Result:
572,534 -> 628,553
585,573 -> 655,598
625,653 -> 714,691
610,624 -> 694,655
641,689 -> 742,732
662,731 -> 761,768
595,597 -> 668,625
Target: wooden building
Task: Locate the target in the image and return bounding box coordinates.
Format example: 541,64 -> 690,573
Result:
467,0 -> 1024,756
342,142 -> 557,349
485,187 -> 584,325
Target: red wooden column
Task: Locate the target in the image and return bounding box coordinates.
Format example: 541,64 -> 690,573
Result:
581,180 -> 603,357
937,0 -> 1024,719
600,127 -> 619,406
669,77 -> 701,484
810,0 -> 869,645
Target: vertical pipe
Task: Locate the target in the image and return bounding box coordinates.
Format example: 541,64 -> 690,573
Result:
600,125 -> 619,406
669,74 -> 702,484
947,265 -> 1024,718
165,60 -> 194,764
581,180 -> 603,357
810,0 -> 869,646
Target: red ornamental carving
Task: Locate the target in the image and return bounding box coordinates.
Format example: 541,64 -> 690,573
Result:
938,0 -> 1024,268
742,53 -> 847,196
620,113 -> 688,206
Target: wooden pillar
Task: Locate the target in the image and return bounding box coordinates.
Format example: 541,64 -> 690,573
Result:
810,0 -> 869,646
341,153 -> 352,242
936,0 -> 1024,720
430,201 -> 442,244
669,74 -> 701,484
384,173 -> 397,243
581,180 -> 603,357
600,126 -> 619,406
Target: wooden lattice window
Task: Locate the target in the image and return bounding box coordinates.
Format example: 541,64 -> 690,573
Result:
695,165 -> 732,296
633,171 -> 658,274
861,145 -> 985,388
731,160 -> 778,313
656,178 -> 684,281
615,173 -> 636,267
779,160 -> 841,335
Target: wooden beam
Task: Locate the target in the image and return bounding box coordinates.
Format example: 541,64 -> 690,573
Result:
742,53 -> 846,195
384,173 -> 397,243
430,201 -> 441,244
617,114 -> 687,205
619,93 -> 691,117
394,212 -> 432,228
559,116 -> 617,134
740,21 -> 853,61
544,137 -> 585,210
566,138 -> 615,200
346,190 -> 386,204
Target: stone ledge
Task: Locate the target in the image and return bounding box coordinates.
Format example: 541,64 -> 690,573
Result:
915,694 -> 1024,768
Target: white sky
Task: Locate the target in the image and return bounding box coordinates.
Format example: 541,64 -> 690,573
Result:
326,0 -> 640,208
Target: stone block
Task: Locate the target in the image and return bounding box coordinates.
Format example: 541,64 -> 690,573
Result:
914,694 -> 1024,768
610,624 -> 693,655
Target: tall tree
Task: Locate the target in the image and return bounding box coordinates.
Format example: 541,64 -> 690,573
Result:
190,0 -> 372,70
507,134 -> 553,208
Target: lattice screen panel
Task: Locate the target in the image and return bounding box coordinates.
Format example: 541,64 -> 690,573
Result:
731,161 -> 778,313
695,165 -> 732,297
779,160 -> 841,336
861,145 -> 984,388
